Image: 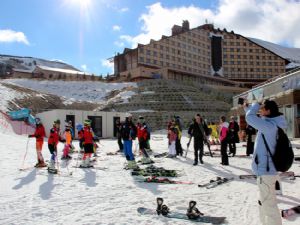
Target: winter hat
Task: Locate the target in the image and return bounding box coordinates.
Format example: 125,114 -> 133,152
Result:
35,117 -> 41,124
84,119 -> 91,126
53,119 -> 61,125
76,123 -> 83,131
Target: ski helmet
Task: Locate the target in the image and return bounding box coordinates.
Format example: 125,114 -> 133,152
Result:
35,117 -> 41,124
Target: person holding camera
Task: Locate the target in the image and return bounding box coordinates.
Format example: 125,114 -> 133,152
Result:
244,99 -> 287,225
188,114 -> 209,165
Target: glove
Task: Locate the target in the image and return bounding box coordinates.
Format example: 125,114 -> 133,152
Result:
28,135 -> 33,138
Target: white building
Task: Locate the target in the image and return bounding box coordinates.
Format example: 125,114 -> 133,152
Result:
36,109 -> 128,138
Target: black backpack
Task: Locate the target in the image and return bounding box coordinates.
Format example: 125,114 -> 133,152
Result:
262,127 -> 294,172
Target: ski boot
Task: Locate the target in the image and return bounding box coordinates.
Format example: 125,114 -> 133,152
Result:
186,201 -> 204,220
47,160 -> 58,174
156,197 -> 169,216
80,158 -> 93,168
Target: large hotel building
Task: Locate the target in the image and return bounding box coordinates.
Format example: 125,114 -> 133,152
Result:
113,21 -> 298,87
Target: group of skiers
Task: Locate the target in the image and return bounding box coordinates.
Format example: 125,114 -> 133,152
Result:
28,118 -> 99,171
115,115 -> 152,168
166,114 -> 243,166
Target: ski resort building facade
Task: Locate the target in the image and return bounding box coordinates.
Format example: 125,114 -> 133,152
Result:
113,21 -> 298,87
36,110 -> 128,138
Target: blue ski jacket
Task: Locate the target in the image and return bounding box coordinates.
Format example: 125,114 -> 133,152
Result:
245,103 -> 287,176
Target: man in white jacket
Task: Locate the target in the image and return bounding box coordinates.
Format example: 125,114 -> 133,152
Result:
244,100 -> 287,225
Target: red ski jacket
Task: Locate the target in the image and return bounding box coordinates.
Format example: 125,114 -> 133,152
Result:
48,127 -> 60,145
137,123 -> 148,141
82,127 -> 94,144
30,124 -> 46,142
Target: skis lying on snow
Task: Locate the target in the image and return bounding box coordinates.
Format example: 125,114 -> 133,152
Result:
153,152 -> 169,158
131,165 -> 180,177
136,176 -> 193,184
198,177 -> 234,189
72,165 -> 107,170
239,171 -> 299,180
137,207 -> 226,224
281,205 -> 300,218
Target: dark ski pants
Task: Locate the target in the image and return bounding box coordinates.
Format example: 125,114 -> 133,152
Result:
228,141 -> 236,156
176,138 -> 183,156
48,144 -> 57,161
220,141 -> 229,165
246,136 -> 254,156
194,140 -> 204,164
139,139 -> 149,158
117,136 -> 123,151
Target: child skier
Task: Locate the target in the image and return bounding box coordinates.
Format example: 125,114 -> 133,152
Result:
80,119 -> 95,167
167,122 -> 177,158
61,123 -> 72,160
28,118 -> 46,167
137,117 -> 150,163
48,119 -> 63,172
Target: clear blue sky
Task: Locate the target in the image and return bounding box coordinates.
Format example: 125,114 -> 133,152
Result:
0,0 -> 299,75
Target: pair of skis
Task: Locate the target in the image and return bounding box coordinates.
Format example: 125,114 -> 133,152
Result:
198,177 -> 234,189
239,171 -> 298,180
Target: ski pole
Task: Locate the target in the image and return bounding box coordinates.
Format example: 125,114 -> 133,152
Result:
20,138 -> 30,170
205,139 -> 213,157
185,136 -> 192,158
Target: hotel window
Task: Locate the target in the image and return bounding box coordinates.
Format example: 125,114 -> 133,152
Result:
166,47 -> 169,52
153,51 -> 157,57
177,42 -> 181,47
243,55 -> 247,59
160,53 -> 164,58
237,55 -> 241,59
160,61 -> 164,66
177,50 -> 181,55
256,56 -> 260,59
230,55 -> 234,59
237,49 -> 240,52
140,48 -> 144,53
230,48 -> 234,52
237,61 -> 241,65
146,58 -> 150,63
249,55 -> 253,59
178,58 -> 181,62
249,49 -> 253,53
236,42 -> 240,46
250,68 -> 254,72
166,55 -> 170,59
256,62 -> 260,65
154,44 -> 157,48
262,62 -> 266,66
153,60 -> 157,65
256,68 -> 260,72
160,45 -> 164,50
230,61 -> 234,65
146,50 -> 151,55
243,42 -> 247,46
139,57 -> 144,62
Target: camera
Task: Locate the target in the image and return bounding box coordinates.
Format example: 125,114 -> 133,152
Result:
238,98 -> 244,105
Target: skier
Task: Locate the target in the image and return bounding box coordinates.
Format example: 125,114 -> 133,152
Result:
121,115 -> 137,169
28,117 -> 46,167
115,119 -> 123,152
244,99 -> 287,225
80,119 -> 95,167
136,116 -> 151,163
219,116 -> 229,166
67,120 -> 75,152
188,114 -> 209,165
48,119 -> 63,171
61,123 -> 72,160
174,116 -> 183,156
167,121 -> 177,158
76,123 -> 84,152
228,116 -> 240,157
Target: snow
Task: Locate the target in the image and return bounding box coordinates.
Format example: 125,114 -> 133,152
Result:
2,79 -> 137,105
0,127 -> 299,225
0,55 -> 80,72
0,82 -> 27,112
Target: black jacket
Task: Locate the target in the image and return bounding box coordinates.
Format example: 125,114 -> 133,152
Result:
188,121 -> 209,142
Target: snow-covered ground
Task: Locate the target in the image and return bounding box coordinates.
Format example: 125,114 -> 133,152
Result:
0,79 -> 137,109
0,125 -> 299,225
